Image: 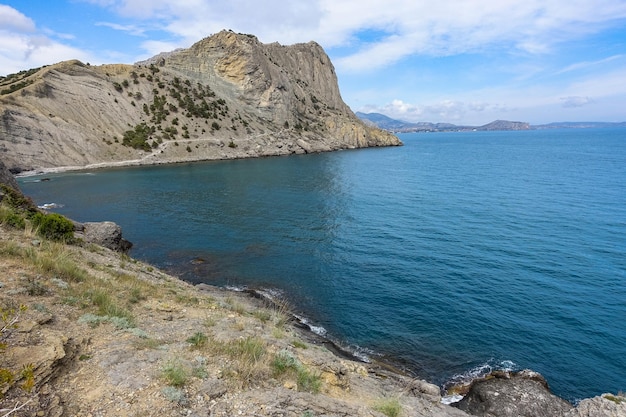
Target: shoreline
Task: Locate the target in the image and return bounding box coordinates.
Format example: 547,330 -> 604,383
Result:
0,218 -> 623,415
10,158 -> 624,413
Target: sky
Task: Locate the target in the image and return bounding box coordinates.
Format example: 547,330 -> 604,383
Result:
1,1 -> 626,125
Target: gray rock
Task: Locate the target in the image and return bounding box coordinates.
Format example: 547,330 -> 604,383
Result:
82,221 -> 133,252
408,378 -> 442,402
565,394 -> 626,417
197,378 -> 228,400
453,370 -> 573,417
0,159 -> 20,191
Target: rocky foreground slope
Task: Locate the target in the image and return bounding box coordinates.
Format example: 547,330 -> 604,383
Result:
0,30 -> 400,174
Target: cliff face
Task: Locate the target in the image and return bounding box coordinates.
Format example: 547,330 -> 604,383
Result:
0,30 -> 400,172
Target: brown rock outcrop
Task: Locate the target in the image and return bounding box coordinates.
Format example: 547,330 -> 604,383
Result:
453,370 -> 573,417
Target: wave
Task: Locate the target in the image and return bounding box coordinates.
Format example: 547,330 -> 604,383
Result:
38,202 -> 64,210
238,286 -> 378,364
441,359 -> 518,404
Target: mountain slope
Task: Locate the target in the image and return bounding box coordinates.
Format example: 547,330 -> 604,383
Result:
0,31 -> 400,173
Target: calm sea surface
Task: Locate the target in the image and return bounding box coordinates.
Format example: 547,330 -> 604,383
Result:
19,129 -> 626,402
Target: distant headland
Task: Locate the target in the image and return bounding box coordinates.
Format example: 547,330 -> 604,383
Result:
356,111 -> 626,133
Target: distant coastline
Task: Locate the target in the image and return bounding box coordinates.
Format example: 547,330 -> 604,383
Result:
356,111 -> 626,133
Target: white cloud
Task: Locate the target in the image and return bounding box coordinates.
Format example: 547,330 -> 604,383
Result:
139,40 -> 183,58
0,5 -> 95,75
76,0 -> 626,72
360,98 -> 514,124
560,96 -> 594,108
556,55 -> 625,75
96,22 -> 147,36
0,4 -> 36,33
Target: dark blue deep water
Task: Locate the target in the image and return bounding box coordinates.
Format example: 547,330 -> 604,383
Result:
19,129 -> 626,402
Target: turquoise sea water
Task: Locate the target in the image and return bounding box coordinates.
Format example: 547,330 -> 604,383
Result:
19,128 -> 626,402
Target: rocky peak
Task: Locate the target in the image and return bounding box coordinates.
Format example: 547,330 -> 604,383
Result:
154,30 -> 350,125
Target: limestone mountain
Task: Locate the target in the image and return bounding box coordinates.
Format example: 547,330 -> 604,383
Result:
0,30 -> 401,173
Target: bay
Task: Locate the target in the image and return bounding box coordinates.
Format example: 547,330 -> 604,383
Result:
19,128 -> 626,402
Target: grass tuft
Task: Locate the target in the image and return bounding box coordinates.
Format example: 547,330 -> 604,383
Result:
373,397 -> 402,417
161,360 -> 188,387
186,332 -> 208,348
270,350 -> 322,393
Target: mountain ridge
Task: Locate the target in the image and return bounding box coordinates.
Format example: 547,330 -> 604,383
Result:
0,30 -> 400,173
357,112 -> 626,132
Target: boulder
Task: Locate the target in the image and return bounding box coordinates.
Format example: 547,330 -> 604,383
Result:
453,370 -> 573,417
81,221 -> 133,252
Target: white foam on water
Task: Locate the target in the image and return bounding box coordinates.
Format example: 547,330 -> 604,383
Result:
441,394 -> 464,405
224,285 -> 246,292
293,313 -> 328,336
256,287 -> 285,301
442,358 -> 519,403
38,203 -> 63,209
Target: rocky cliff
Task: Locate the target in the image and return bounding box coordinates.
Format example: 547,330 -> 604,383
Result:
0,30 -> 400,173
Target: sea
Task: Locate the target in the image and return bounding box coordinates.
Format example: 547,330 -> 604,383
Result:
18,128 -> 626,403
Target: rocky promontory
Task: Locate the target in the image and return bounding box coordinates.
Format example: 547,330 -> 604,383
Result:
0,30 -> 400,174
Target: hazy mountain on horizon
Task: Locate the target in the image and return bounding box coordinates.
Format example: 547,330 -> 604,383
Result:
356,111 -> 626,132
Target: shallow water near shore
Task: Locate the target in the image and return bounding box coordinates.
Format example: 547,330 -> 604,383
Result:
19,128 -> 626,402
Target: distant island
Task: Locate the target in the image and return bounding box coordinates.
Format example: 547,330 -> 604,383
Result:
356,112 -> 626,133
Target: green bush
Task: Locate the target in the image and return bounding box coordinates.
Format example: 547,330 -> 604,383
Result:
122,122 -> 154,151
0,185 -> 38,215
32,212 -> 75,242
0,205 -> 25,229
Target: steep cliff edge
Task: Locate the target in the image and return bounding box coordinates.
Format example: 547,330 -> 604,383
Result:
0,30 -> 400,173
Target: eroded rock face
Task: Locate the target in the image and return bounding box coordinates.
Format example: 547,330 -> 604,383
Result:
0,31 -> 400,172
80,221 -> 133,252
0,159 -> 19,191
453,370 -> 573,417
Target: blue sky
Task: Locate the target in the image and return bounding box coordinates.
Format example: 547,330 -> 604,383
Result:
1,0 -> 626,125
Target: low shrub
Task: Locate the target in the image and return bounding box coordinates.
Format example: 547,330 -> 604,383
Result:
162,360 -> 188,387
32,212 -> 75,242
0,184 -> 38,218
0,205 -> 25,229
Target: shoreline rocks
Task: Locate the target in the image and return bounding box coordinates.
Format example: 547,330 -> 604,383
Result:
452,369 -> 625,417
76,221 -> 133,253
